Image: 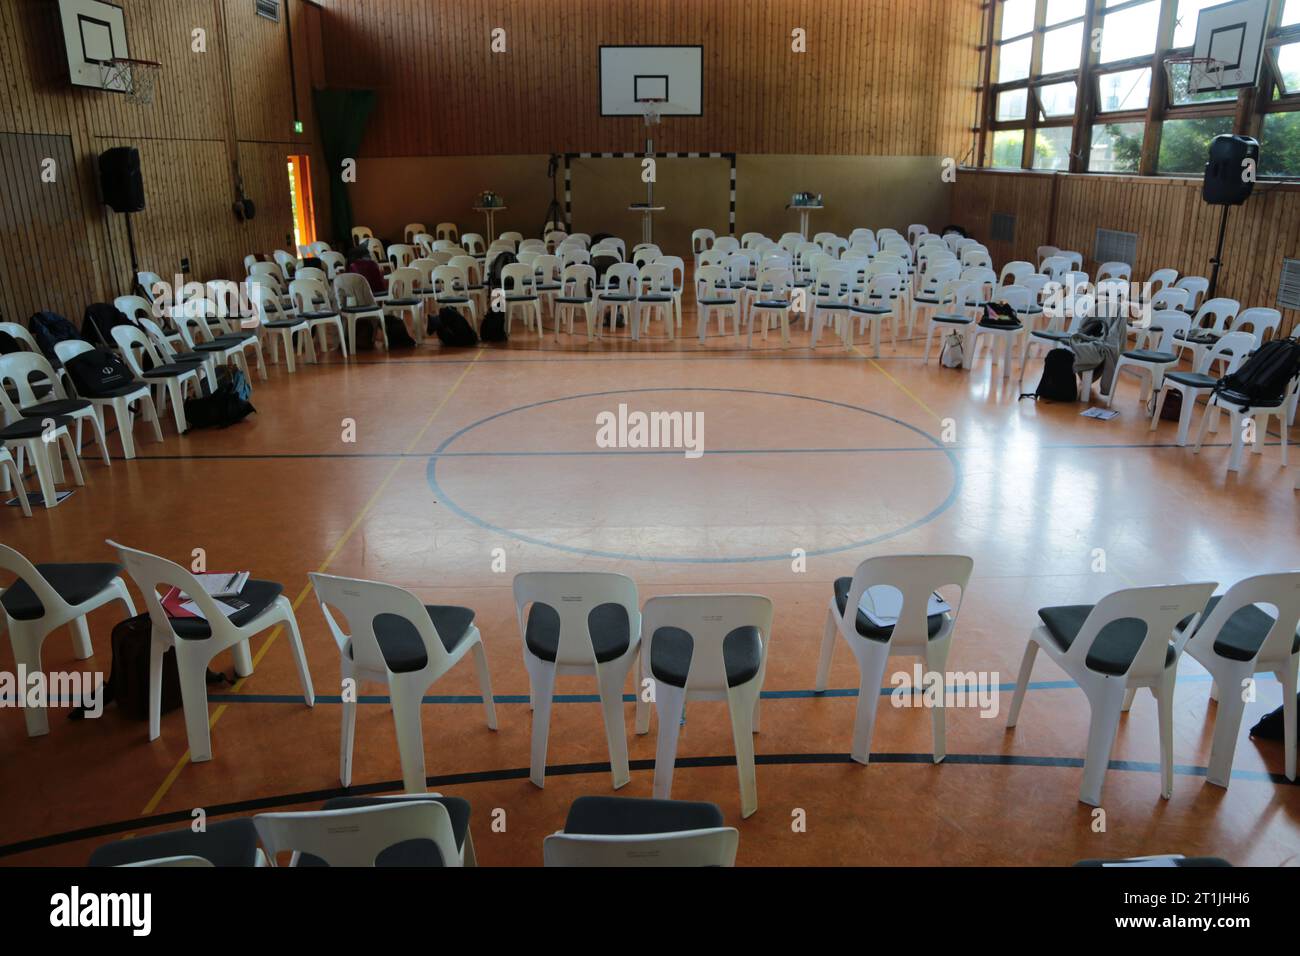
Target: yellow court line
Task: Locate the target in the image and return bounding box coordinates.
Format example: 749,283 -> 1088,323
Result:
853,345 -> 944,424
138,349 -> 486,817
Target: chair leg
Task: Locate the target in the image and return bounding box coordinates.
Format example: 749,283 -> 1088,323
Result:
1121,686 -> 1138,712
1192,398 -> 1218,454
814,607 -> 837,692
847,640 -> 891,765
524,655 -> 557,788
634,648 -> 651,736
1155,671 -> 1176,799
9,624 -> 50,737
1205,667 -> 1249,788
140,394 -> 164,444
70,616 -> 94,660
596,661 -> 632,789
277,599 -> 315,705
113,399 -> 137,460
84,412 -> 111,466
2,455 -> 30,516
389,681 -> 428,794
148,631 -> 169,741
1005,639 -> 1038,728
652,681 -> 688,800
175,643 -> 216,762
728,681 -> 762,818
1079,682 -> 1126,806
1279,660 -> 1298,782
925,636 -> 953,763
470,638 -> 496,730
1228,411 -> 1246,472
57,432 -> 84,487
340,661 -> 357,788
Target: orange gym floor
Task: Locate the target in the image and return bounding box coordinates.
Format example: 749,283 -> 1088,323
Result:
2,312 -> 1298,867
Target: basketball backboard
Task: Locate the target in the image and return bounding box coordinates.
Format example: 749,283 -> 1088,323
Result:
599,45 -> 703,116
57,0 -> 131,91
1188,0 -> 1270,93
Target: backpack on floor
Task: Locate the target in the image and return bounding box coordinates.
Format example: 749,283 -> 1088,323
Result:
435,307 -> 478,348
28,311 -> 82,366
385,315 -> 416,348
203,366 -> 253,402
73,614 -> 231,722
479,310 -> 508,343
1031,348 -> 1078,402
1146,388 -> 1183,422
81,302 -> 136,349
940,332 -> 964,368
1213,337 -> 1300,410
184,378 -> 256,429
64,349 -> 135,397
1249,695 -> 1300,741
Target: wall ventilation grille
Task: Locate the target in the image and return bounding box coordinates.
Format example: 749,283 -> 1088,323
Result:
256,0 -> 281,23
1278,258 -> 1300,310
990,212 -> 1015,243
1093,228 -> 1138,266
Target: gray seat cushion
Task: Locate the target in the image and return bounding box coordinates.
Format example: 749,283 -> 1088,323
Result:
89,818 -> 260,867
933,313 -> 973,324
1122,349 -> 1177,363
265,319 -> 305,330
638,294 -> 673,303
1,415 -> 73,441
19,398 -> 91,417
1179,595 -> 1300,662
341,305 -> 380,314
525,602 -> 630,664
555,296 -> 592,304
698,297 -> 737,306
1038,605 -> 1173,676
169,580 -> 285,640
850,305 -> 892,315
2,563 -> 123,620
650,625 -> 762,688
833,577 -> 943,642
1165,371 -> 1217,389
563,796 -> 724,835
143,363 -> 201,379
753,300 -> 789,309
346,605 -> 476,672
299,311 -> 338,321
295,795 -> 471,867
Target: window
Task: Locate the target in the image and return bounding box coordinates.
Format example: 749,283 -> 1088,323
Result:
985,0 -> 1300,180
993,129 -> 1026,167
1099,2 -> 1160,64
287,155 -> 316,248
1034,126 -> 1075,168
1157,116 -> 1232,173
1091,122 -> 1145,171
1097,67 -> 1151,112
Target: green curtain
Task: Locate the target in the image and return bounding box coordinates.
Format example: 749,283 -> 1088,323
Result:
313,88 -> 376,249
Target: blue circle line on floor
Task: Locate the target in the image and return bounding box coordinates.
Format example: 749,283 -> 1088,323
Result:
426,386 -> 963,564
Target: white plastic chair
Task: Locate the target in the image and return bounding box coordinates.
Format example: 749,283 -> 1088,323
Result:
1232,307 -> 1281,350
595,263 -> 639,337
250,278 -> 315,373
543,796 -> 738,867
52,340 -> 162,460
289,278 -> 349,359
110,324 -> 201,435
1106,310 -> 1192,407
500,262 -> 542,337
746,267 -> 794,348
0,352 -> 110,466
1174,297 -> 1240,368
1149,331 -> 1252,445
1006,581 -> 1216,806
309,572 -> 495,793
695,265 -> 739,343
333,273 -> 388,353
255,798 -> 465,867
514,572 -> 645,789
1175,275 -> 1209,312
0,447 -> 30,516
1193,368 -> 1298,472
1182,572 -> 1300,788
554,264 -> 598,341
641,594 -> 773,818
109,540 -> 314,762
815,555 -> 973,765
1,543 -> 136,736
386,267 -> 426,344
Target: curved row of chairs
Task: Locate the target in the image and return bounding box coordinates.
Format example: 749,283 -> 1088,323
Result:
5,539 -> 1296,817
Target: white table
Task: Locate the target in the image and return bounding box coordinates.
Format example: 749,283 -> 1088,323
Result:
786,203 -> 824,240
473,204 -> 507,243
629,203 -> 665,245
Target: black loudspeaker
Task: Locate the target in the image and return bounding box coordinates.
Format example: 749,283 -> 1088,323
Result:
1202,134 -> 1259,206
98,147 -> 146,214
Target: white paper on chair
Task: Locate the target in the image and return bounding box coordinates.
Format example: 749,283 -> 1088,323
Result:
857,586 -> 950,628
179,597 -> 249,620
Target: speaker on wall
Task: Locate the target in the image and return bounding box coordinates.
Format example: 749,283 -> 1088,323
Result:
98,147 -> 146,214
1203,134 -> 1260,206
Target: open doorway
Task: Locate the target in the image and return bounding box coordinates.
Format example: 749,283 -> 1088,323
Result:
287,154 -> 316,249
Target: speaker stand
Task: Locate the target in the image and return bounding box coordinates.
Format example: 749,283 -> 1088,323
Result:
1207,204 -> 1229,299
123,211 -> 140,292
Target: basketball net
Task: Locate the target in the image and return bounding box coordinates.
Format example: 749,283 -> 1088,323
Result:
640,98 -> 665,128
100,58 -> 162,106
1163,55 -> 1226,98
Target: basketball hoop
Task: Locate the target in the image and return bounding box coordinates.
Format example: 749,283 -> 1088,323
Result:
639,97 -> 666,128
1163,54 -> 1227,101
100,58 -> 162,106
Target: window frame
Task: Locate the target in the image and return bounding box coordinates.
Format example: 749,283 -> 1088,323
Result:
981,0 -> 1300,180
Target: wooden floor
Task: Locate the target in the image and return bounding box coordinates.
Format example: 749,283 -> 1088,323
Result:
3,307 -> 1299,867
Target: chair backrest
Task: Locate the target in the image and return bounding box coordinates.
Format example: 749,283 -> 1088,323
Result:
1191,297 -> 1240,334
519,238 -> 547,256
111,324 -> 167,377
532,254 -> 561,284
1097,261 -> 1132,282
724,252 -> 754,285
601,262 -> 639,295
499,230 -> 524,247
544,825 -> 739,867
320,251 -> 347,278
695,265 -> 730,299
1231,307 -> 1280,348
54,339 -> 96,367
1174,275 -> 1209,310
754,267 -> 793,300
561,263 -> 597,298
999,261 -> 1035,287
334,272 -> 377,310
254,801 -> 461,867
658,256 -> 685,289
641,595 -> 773,694
816,267 -> 854,303
640,262 -> 673,294
308,571 -> 459,677
249,261 -> 283,285
1149,287 -> 1190,312
500,262 -> 534,293
513,572 -> 640,668
712,236 -> 739,256
833,555 -> 973,646
461,233 -> 486,256
1197,330 -> 1254,375
1186,571 -> 1300,666
435,222 -> 459,242
388,244 -> 417,269
0,322 -> 39,352
289,277 -> 333,314
1149,310 -> 1192,352
0,351 -> 68,408
351,226 -> 375,243
867,273 -> 902,300
1069,582 -> 1217,680
1146,268 -> 1178,295
994,284 -> 1031,313
403,223 -> 427,244
740,231 -> 767,249
107,540 -> 243,641
0,544 -> 81,618
1040,255 -> 1068,278
388,267 -> 421,300
295,266 -> 328,286
448,255 -> 483,285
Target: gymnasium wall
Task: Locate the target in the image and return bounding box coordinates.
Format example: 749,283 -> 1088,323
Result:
0,0 -> 330,326
317,0 -> 984,253
949,169 -> 1300,336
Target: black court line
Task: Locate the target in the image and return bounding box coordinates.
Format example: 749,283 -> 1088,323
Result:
2,751 -> 1291,860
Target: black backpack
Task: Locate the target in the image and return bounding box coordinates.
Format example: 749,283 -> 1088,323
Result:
1213,337 -> 1300,409
1250,695 -> 1300,742
64,349 -> 135,397
81,302 -> 136,349
184,379 -> 256,429
28,311 -> 82,365
73,615 -> 231,722
385,315 -> 416,348
487,250 -> 517,290
1026,348 -> 1078,402
480,310 -> 508,343
435,307 -> 478,348
0,329 -> 21,355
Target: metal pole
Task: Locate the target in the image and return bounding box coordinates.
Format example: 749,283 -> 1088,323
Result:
1208,204 -> 1229,299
